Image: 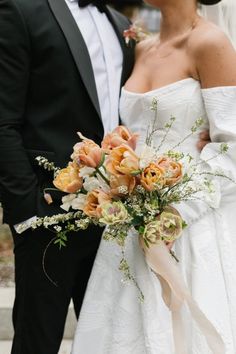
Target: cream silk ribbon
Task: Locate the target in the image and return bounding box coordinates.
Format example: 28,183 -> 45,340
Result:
141,240 -> 226,354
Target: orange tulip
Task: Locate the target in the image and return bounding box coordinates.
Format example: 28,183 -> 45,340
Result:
110,174 -> 136,196
53,162 -> 83,193
157,157 -> 183,186
83,189 -> 111,218
140,162 -> 166,191
71,133 -> 103,168
102,126 -> 139,152
105,145 -> 139,176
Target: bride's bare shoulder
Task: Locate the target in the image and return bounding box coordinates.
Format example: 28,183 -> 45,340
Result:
189,19 -> 236,87
189,19 -> 235,57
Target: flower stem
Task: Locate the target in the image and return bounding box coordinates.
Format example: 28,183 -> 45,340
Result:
95,167 -> 110,185
43,187 -> 60,193
170,250 -> 179,262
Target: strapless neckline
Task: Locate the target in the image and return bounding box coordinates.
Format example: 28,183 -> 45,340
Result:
122,78 -> 236,97
122,78 -> 200,97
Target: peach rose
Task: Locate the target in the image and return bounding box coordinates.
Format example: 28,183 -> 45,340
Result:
53,162 -> 83,193
102,126 -> 139,152
110,174 -> 136,196
142,206 -> 183,245
157,157 -> 183,186
99,201 -> 129,225
156,206 -> 183,242
105,145 -> 139,176
83,189 -> 111,218
142,220 -> 162,245
140,162 -> 166,191
71,133 -> 103,168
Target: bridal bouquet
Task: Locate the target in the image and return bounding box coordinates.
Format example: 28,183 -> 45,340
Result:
20,97 -> 232,346
26,99 -> 228,260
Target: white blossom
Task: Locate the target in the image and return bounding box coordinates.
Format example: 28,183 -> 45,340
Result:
139,145 -> 156,169
71,194 -> 87,210
60,194 -> 77,211
83,176 -> 100,192
79,166 -> 95,178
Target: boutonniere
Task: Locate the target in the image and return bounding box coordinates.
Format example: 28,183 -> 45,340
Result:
123,22 -> 150,46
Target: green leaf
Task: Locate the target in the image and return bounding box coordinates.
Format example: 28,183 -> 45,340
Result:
54,239 -> 61,245
59,240 -> 66,249
138,225 -> 145,234
182,220 -> 188,229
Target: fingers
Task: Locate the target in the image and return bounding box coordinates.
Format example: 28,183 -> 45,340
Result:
165,241 -> 174,250
197,140 -> 209,151
199,130 -> 210,141
197,130 -> 211,152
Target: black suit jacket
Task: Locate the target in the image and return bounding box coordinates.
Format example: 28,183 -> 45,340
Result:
0,0 -> 134,225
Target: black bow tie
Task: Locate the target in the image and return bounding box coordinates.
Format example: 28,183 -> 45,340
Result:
79,0 -> 106,13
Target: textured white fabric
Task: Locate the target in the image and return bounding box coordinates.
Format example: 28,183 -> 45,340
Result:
72,79 -> 236,354
65,0 -> 123,134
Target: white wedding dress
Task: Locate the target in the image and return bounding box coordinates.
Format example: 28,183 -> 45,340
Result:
72,78 -> 236,354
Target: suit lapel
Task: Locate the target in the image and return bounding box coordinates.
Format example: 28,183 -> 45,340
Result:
48,0 -> 102,119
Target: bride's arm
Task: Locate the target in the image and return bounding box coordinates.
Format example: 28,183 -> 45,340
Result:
193,26 -> 236,88
176,28 -> 236,226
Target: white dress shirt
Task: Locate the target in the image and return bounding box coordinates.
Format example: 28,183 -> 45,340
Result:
15,0 -> 123,233
65,0 -> 123,135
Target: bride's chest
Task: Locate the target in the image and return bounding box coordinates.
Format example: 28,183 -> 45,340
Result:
127,46 -> 194,94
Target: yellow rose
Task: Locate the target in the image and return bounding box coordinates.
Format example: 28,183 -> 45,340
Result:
53,162 -> 83,193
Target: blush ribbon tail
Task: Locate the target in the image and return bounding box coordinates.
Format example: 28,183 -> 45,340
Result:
141,240 -> 226,354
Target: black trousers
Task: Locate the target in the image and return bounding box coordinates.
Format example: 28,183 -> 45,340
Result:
10,225 -> 102,354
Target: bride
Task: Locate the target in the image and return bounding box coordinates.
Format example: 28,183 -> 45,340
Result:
72,0 -> 236,353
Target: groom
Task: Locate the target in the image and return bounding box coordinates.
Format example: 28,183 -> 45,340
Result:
0,0 -> 134,353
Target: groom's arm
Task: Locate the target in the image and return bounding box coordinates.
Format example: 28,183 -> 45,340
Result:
0,0 -> 38,225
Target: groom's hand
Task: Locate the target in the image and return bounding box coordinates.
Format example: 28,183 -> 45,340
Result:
197,130 -> 211,151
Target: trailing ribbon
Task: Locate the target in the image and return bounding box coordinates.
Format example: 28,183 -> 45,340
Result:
140,239 -> 226,354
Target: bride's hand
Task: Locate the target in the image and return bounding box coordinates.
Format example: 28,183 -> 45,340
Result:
165,241 -> 175,250
197,130 -> 210,151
